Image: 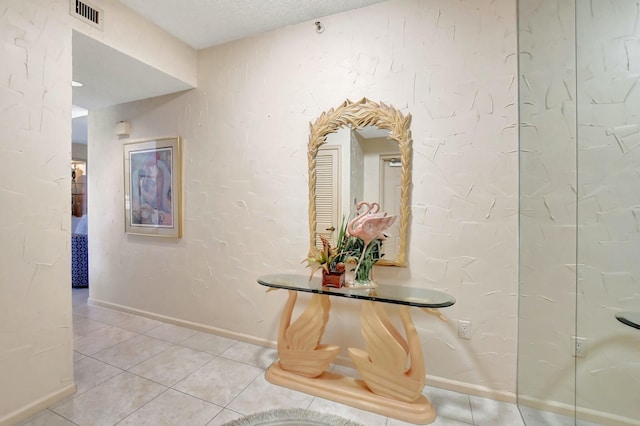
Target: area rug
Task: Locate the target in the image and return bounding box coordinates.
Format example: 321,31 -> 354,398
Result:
222,408 -> 364,426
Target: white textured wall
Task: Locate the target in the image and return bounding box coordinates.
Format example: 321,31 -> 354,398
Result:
0,0 -> 74,422
517,0 -> 577,410
89,0 -> 519,395
575,0 -> 640,421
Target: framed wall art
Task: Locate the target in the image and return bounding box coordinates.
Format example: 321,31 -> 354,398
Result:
123,137 -> 182,237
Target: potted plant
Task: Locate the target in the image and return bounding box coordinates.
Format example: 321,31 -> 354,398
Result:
304,217 -> 358,287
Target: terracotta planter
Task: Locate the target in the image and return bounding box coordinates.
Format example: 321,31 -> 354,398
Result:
322,270 -> 345,288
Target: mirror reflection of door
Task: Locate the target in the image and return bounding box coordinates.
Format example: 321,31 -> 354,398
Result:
380,156 -> 402,260
315,146 -> 341,248
316,126 -> 401,256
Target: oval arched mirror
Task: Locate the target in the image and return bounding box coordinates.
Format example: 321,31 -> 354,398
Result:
308,98 -> 412,266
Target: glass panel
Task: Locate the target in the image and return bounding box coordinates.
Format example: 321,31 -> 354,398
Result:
517,0 -> 577,422
519,0 -> 640,423
576,1 -> 640,423
257,274 -> 455,308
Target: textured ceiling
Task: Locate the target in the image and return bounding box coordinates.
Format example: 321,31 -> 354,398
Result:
118,0 -> 387,49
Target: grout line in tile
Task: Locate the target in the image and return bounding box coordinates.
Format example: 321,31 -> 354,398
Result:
82,353 -> 126,372
114,387 -> 172,426
169,386 -> 226,412
468,395 -> 476,425
221,368 -> 267,414
51,408 -> 80,426
119,343 -> 179,372
69,290 -> 535,426
122,372 -> 170,391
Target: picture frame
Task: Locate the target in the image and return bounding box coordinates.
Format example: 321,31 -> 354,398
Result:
123,137 -> 182,237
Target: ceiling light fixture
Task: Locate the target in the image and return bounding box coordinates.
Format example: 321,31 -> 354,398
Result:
71,80 -> 84,87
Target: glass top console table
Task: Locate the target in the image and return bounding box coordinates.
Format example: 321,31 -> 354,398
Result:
258,273 -> 456,308
615,311 -> 640,331
257,274 -> 456,425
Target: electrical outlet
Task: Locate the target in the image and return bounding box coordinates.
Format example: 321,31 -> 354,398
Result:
458,320 -> 472,339
572,336 -> 588,358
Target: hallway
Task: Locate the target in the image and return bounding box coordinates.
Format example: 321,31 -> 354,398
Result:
18,289 -> 553,426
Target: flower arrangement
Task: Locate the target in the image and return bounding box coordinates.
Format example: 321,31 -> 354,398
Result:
304,201 -> 396,287
348,237 -> 384,283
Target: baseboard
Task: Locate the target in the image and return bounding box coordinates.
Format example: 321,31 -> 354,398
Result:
425,375 -> 517,403
330,354 -> 517,403
576,405 -> 640,426
91,298 -> 519,399
0,383 -> 76,426
519,395 -> 640,426
517,394 -> 575,418
88,297 -> 278,350
92,297 -> 634,424
90,297 -> 519,403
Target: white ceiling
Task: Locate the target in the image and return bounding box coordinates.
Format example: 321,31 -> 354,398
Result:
72,31 -> 194,111
72,0 -> 386,144
118,0 -> 387,50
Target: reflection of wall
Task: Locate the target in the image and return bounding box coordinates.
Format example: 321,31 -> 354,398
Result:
0,0 -> 75,421
517,0 -> 577,414
575,1 -> 640,422
360,136 -> 399,203
520,0 -> 640,423
350,131 -> 364,213
90,0 -> 518,400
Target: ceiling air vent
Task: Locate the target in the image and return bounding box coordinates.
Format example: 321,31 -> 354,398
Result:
70,0 -> 104,30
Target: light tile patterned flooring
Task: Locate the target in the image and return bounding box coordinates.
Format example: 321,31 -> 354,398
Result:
18,288 -> 581,426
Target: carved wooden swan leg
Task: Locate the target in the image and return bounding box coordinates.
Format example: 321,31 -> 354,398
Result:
266,296 -> 436,425
275,291 -> 340,377
349,302 -> 427,402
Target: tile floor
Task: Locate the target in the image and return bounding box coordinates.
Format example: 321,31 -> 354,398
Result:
16,288 -> 586,426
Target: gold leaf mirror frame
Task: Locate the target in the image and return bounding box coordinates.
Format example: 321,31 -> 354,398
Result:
308,98 -> 412,267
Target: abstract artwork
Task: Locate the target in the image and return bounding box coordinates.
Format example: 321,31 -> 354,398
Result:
123,137 -> 182,237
